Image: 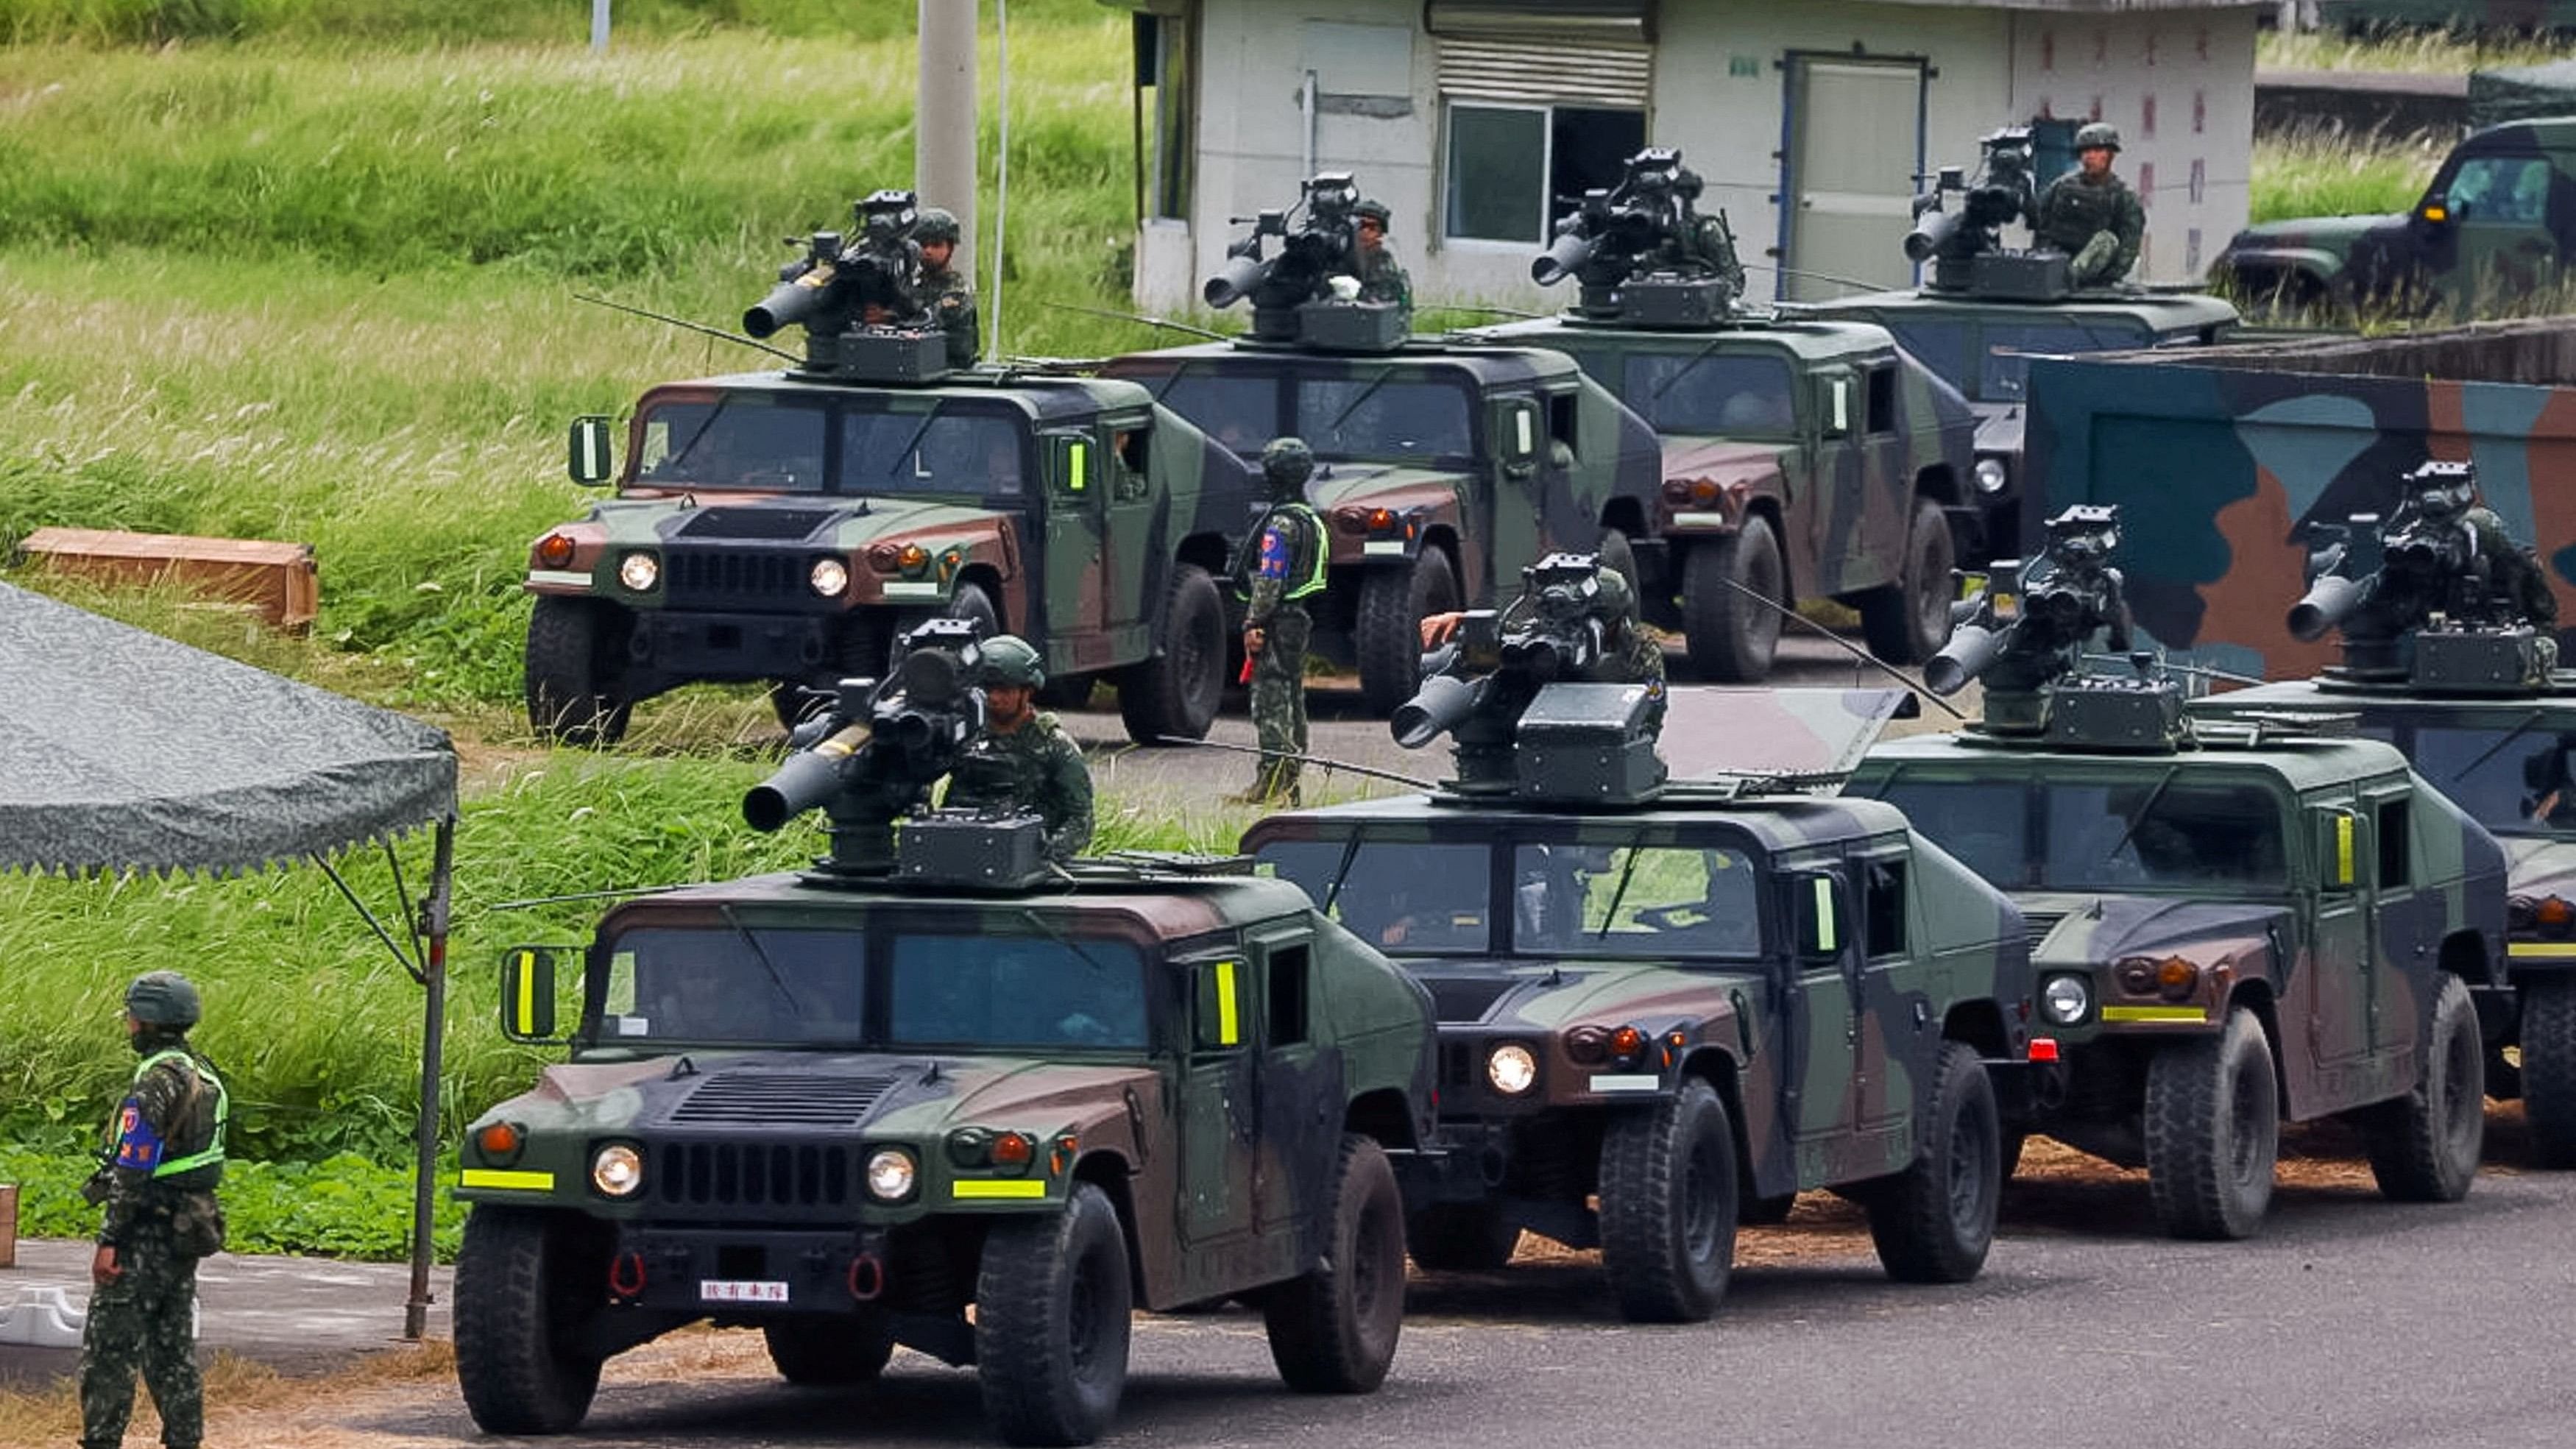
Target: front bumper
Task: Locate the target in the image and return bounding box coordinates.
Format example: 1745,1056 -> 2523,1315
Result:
626,609 -> 844,689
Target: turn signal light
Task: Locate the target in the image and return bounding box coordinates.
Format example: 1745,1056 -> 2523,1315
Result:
2538,895 -> 2575,935
2156,956 -> 2201,1001
535,534 -> 576,569
475,1122 -> 523,1163
897,543 -> 931,571
1366,507 -> 1395,531
992,1132 -> 1036,1169
1609,1026 -> 1647,1061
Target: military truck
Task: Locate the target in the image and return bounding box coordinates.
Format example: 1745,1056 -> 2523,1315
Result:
2187,464 -> 2576,1166
1465,147 -> 1980,682
1807,127 -> 2240,562
1844,509 -> 2507,1239
453,628 -> 1436,1447
1239,592 -> 2045,1322
523,188 -> 1259,747
1096,171 -> 1665,715
2211,117 -> 2576,321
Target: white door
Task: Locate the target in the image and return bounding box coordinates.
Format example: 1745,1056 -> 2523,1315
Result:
1785,57 -> 1925,302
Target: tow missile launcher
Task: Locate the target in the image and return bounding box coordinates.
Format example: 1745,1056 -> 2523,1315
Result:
1530,146 -> 1747,327
1203,171 -> 1404,352
743,188 -> 953,381
1906,128 -> 2068,300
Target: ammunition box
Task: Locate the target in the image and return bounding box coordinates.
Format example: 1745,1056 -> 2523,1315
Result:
896,812 -> 1052,889
2413,628 -> 2548,693
1515,683 -> 1669,803
805,327 -> 953,383
1970,251 -> 2073,302
2044,676 -> 2187,751
1615,277 -> 1734,328
1295,300 -> 1409,353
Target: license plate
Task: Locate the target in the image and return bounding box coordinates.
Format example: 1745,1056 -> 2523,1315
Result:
698,1279 -> 790,1304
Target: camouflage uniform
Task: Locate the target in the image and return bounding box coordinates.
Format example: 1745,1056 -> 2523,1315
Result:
1238,439 -> 1328,803
2467,506 -> 2559,630
1586,569 -> 1669,737
915,208 -> 980,369
2035,158 -> 2145,288
82,993 -> 225,1449
1351,199 -> 1413,313
945,713 -> 1094,862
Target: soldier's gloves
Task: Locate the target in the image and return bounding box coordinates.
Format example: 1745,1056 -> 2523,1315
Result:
79,1166 -> 112,1207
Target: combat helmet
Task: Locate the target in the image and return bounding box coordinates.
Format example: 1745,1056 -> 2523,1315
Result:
976,634 -> 1046,690
2073,122 -> 2121,155
1261,436 -> 1315,497
124,971 -> 202,1030
1354,198 -> 1392,230
915,207 -> 962,246
1593,562 -> 1641,624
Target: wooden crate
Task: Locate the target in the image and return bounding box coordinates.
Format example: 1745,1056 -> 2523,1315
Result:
17,528 -> 319,631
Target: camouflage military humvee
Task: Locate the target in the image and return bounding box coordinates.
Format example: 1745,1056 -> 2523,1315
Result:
1242,687 -> 2045,1322
451,820 -> 1436,1445
2211,118 -> 2576,321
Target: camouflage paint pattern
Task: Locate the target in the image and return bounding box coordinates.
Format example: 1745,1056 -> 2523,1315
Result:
1472,317 -> 1979,605
1849,729 -> 2507,1133
79,1211 -> 203,1449
456,867 -> 1435,1325
2212,118 -> 2576,319
525,369 -> 1260,698
2023,320 -> 2576,682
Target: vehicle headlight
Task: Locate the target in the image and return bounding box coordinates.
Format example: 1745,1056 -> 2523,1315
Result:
590,1144 -> 643,1197
1973,458 -> 2009,495
618,551 -> 660,592
2040,974 -> 2093,1026
810,558 -> 850,598
865,1147 -> 918,1202
1486,1043 -> 1538,1096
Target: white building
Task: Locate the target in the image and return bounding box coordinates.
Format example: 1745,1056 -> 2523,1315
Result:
1111,0 -> 2262,310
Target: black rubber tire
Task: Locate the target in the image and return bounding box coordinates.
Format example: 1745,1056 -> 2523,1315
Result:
2523,975 -> 2576,1168
1355,549 -> 1460,717
2142,1006 -> 2279,1241
1263,1136 -> 1406,1395
452,1206 -> 607,1436
1865,1041 -> 2001,1284
762,1313 -> 896,1385
1596,525 -> 1641,599
975,1182 -> 1133,1447
1858,497 -> 1956,666
2363,973 -> 2485,1202
1598,1077 -> 1738,1323
1680,517 -> 1783,684
525,595 -> 632,746
1117,562 -> 1226,745
1404,1202 -> 1519,1272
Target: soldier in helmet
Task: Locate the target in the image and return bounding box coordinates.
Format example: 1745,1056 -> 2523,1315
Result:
1231,437 -> 1329,804
943,634 -> 1094,861
2399,459 -> 2559,636
913,206 -> 981,368
2033,122 -> 2146,287
1349,199 -> 1413,316
80,971 -> 227,1449
1419,556 -> 1668,736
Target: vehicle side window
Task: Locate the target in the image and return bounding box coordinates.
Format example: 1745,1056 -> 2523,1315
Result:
1864,858 -> 1908,957
1865,366 -> 1896,436
2445,155 -> 2552,224
2377,798 -> 2411,889
1109,424 -> 1150,500
1194,958 -> 1248,1052
1548,393 -> 1578,459
1268,946 -> 1310,1046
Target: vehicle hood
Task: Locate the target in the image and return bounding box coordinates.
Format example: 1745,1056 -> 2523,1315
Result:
2222,213 -> 2402,266
2017,892 -> 2287,969
1406,961 -> 1757,1032
634,495 -> 1005,548
1660,436 -> 1791,486
2505,836 -> 2576,902
1308,461 -> 1469,511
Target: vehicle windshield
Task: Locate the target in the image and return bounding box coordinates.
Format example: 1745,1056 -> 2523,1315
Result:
2402,721 -> 2576,837
1259,840 -> 1493,952
842,409 -> 1027,497
885,932 -> 1148,1051
636,397 -> 831,493
1978,320 -> 2154,400
1867,775 -> 2288,891
1621,352 -> 1797,437
631,397 -> 1027,497
1141,366 -> 1478,464
1876,320 -> 1974,395
597,926 -> 866,1045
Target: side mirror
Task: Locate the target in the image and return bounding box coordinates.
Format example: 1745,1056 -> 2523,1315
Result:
1047,431 -> 1095,498
1792,872 -> 1847,960
2314,809 -> 2359,893
498,946 -> 573,1042
567,417 -> 616,487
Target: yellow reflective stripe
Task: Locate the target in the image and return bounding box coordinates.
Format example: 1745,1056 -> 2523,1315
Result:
2101,1006 -> 2209,1022
460,1169 -> 556,1191
1067,440 -> 1089,492
2510,942 -> 2576,959
1216,960 -> 1241,1046
514,951 -> 538,1036
2335,815 -> 2354,885
952,1180 -> 1049,1200
135,1050 -> 225,1177
1812,878 -> 1837,953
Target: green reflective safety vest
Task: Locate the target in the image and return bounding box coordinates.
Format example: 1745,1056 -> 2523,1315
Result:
1238,503 -> 1329,602
133,1047 -> 228,1179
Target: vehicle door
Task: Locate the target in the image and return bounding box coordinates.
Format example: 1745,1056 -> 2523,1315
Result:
1804,366 -> 1866,596
2423,151 -> 2563,313
1783,862 -> 1864,1166
1853,846 -> 1923,1131
2304,794 -> 2375,1073
1485,390 -> 1549,588
1855,361 -> 1908,596
1246,927 -> 1338,1239
1040,429 -> 1108,648
2363,784 -> 2433,1059
1178,951 -> 1259,1245
1097,412 -> 1159,637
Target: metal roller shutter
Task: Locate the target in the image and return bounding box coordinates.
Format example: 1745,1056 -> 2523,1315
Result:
1434,34 -> 1652,109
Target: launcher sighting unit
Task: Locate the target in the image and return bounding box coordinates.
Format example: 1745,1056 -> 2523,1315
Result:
1905,127 -> 2076,300
743,188 -> 958,380
1203,171 -> 1405,351
1531,146 -> 1747,327
2289,460 -> 2563,693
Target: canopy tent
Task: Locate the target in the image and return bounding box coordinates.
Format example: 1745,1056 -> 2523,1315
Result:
0,581 -> 459,1339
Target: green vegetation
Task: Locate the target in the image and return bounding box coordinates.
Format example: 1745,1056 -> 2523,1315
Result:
2250,130 -> 2446,224
2257,24 -> 2572,75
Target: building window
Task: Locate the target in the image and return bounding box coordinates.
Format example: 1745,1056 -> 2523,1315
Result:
1443,102 -> 1644,244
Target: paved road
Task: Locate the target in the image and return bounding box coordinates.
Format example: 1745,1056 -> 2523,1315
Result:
290,1152 -> 2574,1449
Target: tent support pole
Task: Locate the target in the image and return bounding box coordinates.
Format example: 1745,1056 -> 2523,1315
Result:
404,815 -> 456,1342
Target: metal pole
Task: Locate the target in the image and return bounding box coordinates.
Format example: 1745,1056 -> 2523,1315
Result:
918,0 -> 979,281
1301,69 -> 1317,181
590,0 -> 609,53
403,816 -> 456,1342
987,0 -> 1008,361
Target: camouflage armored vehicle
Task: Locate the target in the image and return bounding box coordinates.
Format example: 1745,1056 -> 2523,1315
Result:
1239,592 -> 2046,1322
1097,172 -> 1664,715
1807,128 -> 2240,562
2190,462 -> 2576,1166
2211,118 -> 2576,320
453,628 -> 1435,1447
524,187 -> 1259,747
1468,146 -> 1980,681
1846,507 -> 2508,1239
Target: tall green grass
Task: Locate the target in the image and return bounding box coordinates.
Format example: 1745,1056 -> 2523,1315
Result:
2249,130 -> 2449,223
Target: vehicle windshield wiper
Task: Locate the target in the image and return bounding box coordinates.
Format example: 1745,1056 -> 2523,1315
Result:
1594,845 -> 1647,940
717,903 -> 803,1015
881,405 -> 946,480
2103,767 -> 2181,876
1650,333 -> 1735,402
1320,834 -> 1365,915
2455,709 -> 2545,784
1323,367 -> 1398,436
662,394 -> 737,477
1018,907 -> 1117,979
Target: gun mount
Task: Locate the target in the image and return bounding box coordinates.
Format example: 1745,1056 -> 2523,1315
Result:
2290,461 -> 2561,693
1393,553 -> 1667,803
1203,171 -> 1404,352
1532,146 -> 1747,327
743,188 -> 958,383
1907,128 -> 2069,300
743,617 -> 1050,887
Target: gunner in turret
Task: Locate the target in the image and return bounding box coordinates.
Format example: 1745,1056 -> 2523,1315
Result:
2033,123 -> 2146,288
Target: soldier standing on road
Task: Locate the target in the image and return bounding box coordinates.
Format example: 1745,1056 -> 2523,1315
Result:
914,207 -> 981,368
1350,199 -> 1413,317
944,634 -> 1094,861
1418,556 -> 1669,736
80,971 -> 227,1449
1231,437 -> 1329,805
2033,123 -> 2146,287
